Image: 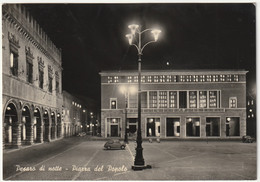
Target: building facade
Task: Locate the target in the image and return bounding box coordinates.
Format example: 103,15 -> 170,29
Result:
100,70 -> 247,139
62,91 -> 87,137
2,4 -> 63,148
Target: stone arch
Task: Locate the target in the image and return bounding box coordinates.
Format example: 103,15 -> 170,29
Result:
33,106 -> 43,143
3,100 -> 19,148
21,105 -> 32,145
43,108 -> 50,142
50,110 -> 56,140
56,111 -> 62,138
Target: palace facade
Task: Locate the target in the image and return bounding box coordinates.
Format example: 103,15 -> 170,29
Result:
2,4 -> 63,148
100,70 -> 247,139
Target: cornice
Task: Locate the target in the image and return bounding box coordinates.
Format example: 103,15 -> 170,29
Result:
3,8 -> 63,71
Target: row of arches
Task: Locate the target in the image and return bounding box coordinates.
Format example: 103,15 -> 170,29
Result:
3,100 -> 62,149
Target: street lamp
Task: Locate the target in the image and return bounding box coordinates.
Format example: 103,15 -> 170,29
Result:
126,23 -> 161,170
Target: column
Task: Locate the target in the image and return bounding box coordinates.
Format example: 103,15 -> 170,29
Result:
12,123 -> 22,148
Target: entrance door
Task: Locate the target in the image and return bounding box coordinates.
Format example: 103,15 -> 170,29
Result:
111,125 -> 118,137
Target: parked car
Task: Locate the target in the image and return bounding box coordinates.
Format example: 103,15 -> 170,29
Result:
77,132 -> 86,137
242,135 -> 255,143
104,139 -> 126,150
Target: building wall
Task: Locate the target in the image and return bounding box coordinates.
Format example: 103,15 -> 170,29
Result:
2,4 -> 63,148
62,91 -> 87,137
100,70 -> 247,139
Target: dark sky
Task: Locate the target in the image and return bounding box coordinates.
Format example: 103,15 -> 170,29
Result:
24,3 -> 256,105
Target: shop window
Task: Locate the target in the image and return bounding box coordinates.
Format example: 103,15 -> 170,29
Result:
166,118 -> 180,137
179,91 -> 187,108
199,91 -> 207,108
189,91 -> 197,108
169,91 -> 177,108
206,118 -> 220,136
110,99 -> 117,109
226,117 -> 240,136
149,91 -> 157,108
159,91 -> 167,108
147,118 -> 160,137
229,97 -> 237,108
186,117 -> 200,137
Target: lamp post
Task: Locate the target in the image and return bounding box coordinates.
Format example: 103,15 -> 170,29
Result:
126,24 -> 161,170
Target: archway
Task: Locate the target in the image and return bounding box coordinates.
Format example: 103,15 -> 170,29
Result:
43,110 -> 50,142
21,106 -> 31,145
57,113 -> 61,138
4,103 -> 18,148
34,108 -> 42,143
51,112 -> 56,139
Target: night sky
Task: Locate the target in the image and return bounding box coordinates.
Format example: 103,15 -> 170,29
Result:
24,3 -> 256,107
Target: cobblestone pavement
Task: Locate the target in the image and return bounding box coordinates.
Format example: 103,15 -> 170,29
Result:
3,137 -> 257,180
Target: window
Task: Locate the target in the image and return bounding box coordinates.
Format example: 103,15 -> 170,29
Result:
128,76 -> 132,83
147,76 -> 152,83
159,91 -> 167,108
226,117 -> 240,136
108,76 -> 113,83
48,76 -> 53,93
147,118 -> 160,137
169,91 -> 177,108
206,117 -> 220,136
229,97 -> 237,108
10,51 -> 18,76
39,69 -> 44,89
186,117 -> 200,137
129,92 -> 137,108
154,76 -> 158,83
234,75 -> 239,82
149,91 -> 157,108
179,91 -> 187,108
26,60 -> 33,83
209,91 -> 217,108
166,118 -> 180,137
56,80 -> 59,93
199,91 -> 207,108
134,76 -> 138,83
189,91 -> 197,108
141,92 -> 147,108
114,76 -> 119,83
110,99 -> 117,109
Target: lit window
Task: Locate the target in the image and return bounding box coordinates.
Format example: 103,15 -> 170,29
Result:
229,97 -> 237,108
209,91 -> 218,108
148,76 -> 152,82
169,91 -> 177,108
207,75 -> 212,82
10,51 -> 18,76
234,75 -> 239,82
199,91 -> 207,108
252,114 -> 254,118
110,99 -> 117,109
114,76 -> 119,83
193,75 -> 199,82
159,91 -> 167,108
220,75 -> 226,82
141,76 -> 145,83
166,75 -> 171,82
149,91 -> 157,108
108,76 -> 113,83
227,75 -> 232,82
189,91 -> 197,108
199,75 -> 205,82
159,75 -> 165,82
173,76 -> 177,82
128,76 -> 132,83
134,76 -> 138,83
154,76 -> 159,83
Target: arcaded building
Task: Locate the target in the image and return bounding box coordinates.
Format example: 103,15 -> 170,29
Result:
2,4 -> 63,148
100,70 -> 247,139
62,91 -> 88,137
